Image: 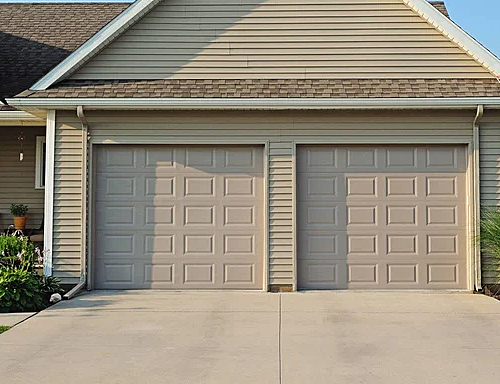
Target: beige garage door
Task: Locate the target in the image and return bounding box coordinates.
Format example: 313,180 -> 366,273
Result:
298,145 -> 468,289
94,145 -> 264,289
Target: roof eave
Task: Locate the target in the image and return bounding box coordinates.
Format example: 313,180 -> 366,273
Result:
0,110 -> 46,126
7,97 -> 500,111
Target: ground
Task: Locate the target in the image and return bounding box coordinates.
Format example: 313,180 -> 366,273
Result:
0,291 -> 499,383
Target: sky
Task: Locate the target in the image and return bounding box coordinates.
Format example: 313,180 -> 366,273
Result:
0,0 -> 499,57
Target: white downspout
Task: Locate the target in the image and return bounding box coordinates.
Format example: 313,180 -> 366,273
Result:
64,106 -> 89,299
473,105 -> 484,291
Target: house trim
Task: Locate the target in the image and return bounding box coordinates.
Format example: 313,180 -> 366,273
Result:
43,110 -> 55,276
8,98 -> 500,110
35,136 -> 46,190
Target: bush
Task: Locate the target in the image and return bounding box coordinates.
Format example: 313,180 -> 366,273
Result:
0,234 -> 39,270
0,234 -> 64,313
10,204 -> 28,217
479,208 -> 500,296
0,269 -> 65,313
0,268 -> 45,312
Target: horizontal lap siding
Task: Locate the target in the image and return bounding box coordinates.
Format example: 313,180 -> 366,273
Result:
54,116 -> 84,284
71,0 -> 491,80
480,110 -> 500,285
0,127 -> 45,230
56,110 -> 474,288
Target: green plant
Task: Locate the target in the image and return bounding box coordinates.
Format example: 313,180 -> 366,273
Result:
0,234 -> 38,270
479,208 -> 500,259
10,204 -> 28,217
0,326 -> 10,334
479,208 -> 500,296
0,268 -> 45,312
39,275 -> 65,298
0,268 -> 64,313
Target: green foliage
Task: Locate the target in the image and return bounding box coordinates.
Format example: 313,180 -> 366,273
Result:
10,204 -> 28,217
0,268 -> 45,312
0,234 -> 38,270
0,269 -> 65,313
0,326 -> 10,334
479,208 -> 500,259
0,234 -> 64,313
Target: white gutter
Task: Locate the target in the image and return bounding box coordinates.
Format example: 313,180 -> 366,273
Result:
7,97 -> 500,110
473,105 -> 484,291
64,106 -> 89,300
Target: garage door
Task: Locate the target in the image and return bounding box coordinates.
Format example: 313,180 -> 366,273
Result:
298,145 -> 468,289
94,145 -> 264,289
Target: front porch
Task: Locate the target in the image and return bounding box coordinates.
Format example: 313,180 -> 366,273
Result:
0,118 -> 45,242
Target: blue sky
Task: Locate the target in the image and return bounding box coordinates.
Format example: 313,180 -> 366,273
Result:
1,0 -> 499,57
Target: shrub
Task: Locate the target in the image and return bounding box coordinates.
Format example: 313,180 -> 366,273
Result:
0,268 -> 45,312
0,269 -> 65,313
479,208 -> 500,296
10,204 -> 28,217
0,234 -> 39,270
0,234 -> 64,313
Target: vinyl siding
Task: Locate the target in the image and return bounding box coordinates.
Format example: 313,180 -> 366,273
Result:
53,117 -> 84,284
55,109 -> 475,287
480,110 -> 500,285
0,127 -> 45,230
70,0 -> 493,80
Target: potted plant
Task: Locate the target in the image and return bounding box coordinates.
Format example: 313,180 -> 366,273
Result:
10,204 -> 28,230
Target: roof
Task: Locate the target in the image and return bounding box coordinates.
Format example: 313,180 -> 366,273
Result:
4,1 -> 500,104
429,1 -> 449,18
17,78 -> 500,99
0,2 -> 129,100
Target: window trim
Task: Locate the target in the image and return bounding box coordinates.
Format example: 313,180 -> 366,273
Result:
35,136 -> 46,189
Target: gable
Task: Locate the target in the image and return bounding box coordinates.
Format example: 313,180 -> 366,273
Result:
68,0 -> 494,81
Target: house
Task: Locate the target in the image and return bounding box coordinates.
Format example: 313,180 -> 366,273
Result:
1,0 -> 500,294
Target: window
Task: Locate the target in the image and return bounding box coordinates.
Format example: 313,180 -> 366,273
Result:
35,136 -> 46,189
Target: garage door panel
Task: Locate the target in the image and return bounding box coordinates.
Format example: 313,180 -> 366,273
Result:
298,145 -> 468,290
94,145 -> 264,290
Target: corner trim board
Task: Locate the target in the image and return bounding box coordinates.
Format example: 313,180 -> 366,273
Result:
43,110 -> 55,276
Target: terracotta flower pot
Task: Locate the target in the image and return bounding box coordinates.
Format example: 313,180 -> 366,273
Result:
13,216 -> 27,230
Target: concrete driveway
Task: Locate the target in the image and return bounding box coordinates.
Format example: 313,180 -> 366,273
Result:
1,291 -> 500,384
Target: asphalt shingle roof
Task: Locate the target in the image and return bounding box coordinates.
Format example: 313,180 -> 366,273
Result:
17,78 -> 500,99
4,1 -> 500,102
0,2 -> 129,100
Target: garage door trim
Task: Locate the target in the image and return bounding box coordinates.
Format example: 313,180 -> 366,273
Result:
292,139 -> 475,291
87,140 -> 270,291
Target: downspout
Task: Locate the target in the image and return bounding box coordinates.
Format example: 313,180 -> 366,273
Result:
473,105 -> 484,291
64,106 -> 89,299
